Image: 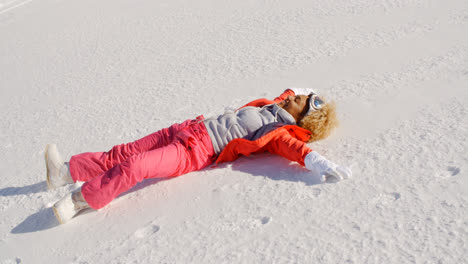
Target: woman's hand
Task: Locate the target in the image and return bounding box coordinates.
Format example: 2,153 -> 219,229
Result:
321,165 -> 352,182
304,151 -> 352,182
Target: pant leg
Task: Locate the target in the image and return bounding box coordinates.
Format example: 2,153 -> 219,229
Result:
81,121 -> 215,209
69,118 -> 196,182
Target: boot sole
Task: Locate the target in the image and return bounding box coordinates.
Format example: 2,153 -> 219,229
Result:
52,204 -> 64,224
44,144 -> 53,190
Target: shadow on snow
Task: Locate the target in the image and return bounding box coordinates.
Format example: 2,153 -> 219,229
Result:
0,181 -> 48,197
11,207 -> 59,233
227,153 -> 324,186
10,153 -> 325,233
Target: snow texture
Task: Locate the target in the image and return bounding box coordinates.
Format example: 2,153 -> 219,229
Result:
1,0 -> 467,263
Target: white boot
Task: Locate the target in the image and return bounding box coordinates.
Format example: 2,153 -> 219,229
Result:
45,144 -> 74,189
53,190 -> 90,224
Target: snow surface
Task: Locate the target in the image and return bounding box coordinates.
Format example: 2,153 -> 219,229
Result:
1,0 -> 467,263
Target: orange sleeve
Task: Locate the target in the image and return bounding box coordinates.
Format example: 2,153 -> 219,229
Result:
272,89 -> 295,103
264,133 -> 313,166
239,89 -> 295,109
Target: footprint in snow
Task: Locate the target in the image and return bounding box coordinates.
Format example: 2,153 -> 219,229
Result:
437,166 -> 461,178
311,188 -> 321,197
2,257 -> 22,264
371,192 -> 401,208
134,224 -> 160,239
260,216 -> 271,225
447,166 -> 460,176
244,216 -> 272,228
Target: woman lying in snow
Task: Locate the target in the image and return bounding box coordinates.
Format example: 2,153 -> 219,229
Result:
45,88 -> 351,224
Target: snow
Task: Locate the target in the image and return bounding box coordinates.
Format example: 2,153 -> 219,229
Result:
1,0 -> 467,263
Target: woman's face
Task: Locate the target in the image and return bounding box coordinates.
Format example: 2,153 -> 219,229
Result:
278,94 -> 310,123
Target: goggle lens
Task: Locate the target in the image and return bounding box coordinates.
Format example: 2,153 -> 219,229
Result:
304,92 -> 325,117
312,96 -> 324,109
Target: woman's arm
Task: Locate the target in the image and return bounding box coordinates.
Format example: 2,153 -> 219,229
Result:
265,133 -> 351,181
241,88 -> 316,109
239,89 -> 296,109
264,132 -> 312,166
271,89 -> 295,103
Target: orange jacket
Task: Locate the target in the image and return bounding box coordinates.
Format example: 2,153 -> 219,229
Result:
214,89 -> 313,166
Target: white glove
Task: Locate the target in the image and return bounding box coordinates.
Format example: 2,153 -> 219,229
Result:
304,151 -> 352,182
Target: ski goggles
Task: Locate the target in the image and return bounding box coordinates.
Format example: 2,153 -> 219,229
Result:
305,92 -> 324,116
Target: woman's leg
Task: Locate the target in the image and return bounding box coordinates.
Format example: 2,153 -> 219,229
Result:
69,118 -> 196,182
80,122 -> 215,209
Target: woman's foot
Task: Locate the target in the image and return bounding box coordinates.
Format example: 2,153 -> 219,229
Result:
44,144 -> 74,189
53,190 -> 90,224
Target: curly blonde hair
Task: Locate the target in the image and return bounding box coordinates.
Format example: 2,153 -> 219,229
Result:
299,100 -> 339,142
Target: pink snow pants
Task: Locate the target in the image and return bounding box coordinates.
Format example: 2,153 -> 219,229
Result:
69,116 -> 216,209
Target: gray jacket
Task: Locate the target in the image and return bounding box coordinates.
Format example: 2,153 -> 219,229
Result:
203,104 -> 296,154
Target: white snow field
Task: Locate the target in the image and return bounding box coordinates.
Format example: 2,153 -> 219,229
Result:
1,0 -> 467,263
